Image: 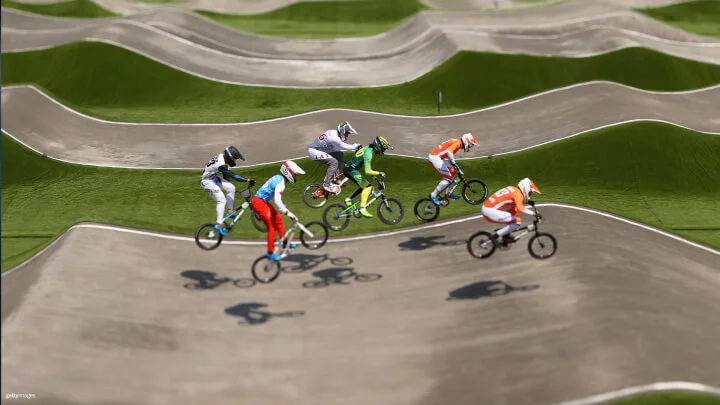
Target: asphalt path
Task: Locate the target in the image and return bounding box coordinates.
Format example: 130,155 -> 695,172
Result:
3,2 -> 719,87
3,84 -> 719,168
2,206 -> 719,404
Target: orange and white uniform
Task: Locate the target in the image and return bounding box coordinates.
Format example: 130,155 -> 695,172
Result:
481,186 -> 535,225
428,138 -> 463,180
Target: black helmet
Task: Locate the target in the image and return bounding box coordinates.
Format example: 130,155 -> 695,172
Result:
223,145 -> 244,167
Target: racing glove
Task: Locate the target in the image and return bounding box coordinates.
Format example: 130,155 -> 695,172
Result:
286,211 -> 297,222
248,178 -> 256,186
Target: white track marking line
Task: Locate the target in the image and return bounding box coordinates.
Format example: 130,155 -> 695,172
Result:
558,381 -> 720,405
4,82 -> 720,124
3,203 -> 717,277
4,116 -> 719,169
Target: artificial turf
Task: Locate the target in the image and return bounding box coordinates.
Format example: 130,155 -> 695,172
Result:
3,42 -> 720,123
0,0 -> 115,18
195,0 -> 428,39
3,121 -> 719,271
607,392 -> 720,405
637,0 -> 720,39
0,0 -> 427,38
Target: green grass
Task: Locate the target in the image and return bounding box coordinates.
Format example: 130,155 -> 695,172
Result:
4,42 -> 720,123
196,0 -> 428,39
3,121 -> 719,271
0,0 -> 426,39
607,392 -> 720,405
638,0 -> 720,39
0,0 -> 115,18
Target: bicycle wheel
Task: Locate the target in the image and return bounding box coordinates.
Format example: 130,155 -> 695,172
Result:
300,221 -> 329,249
355,273 -> 382,282
302,280 -> 329,288
323,203 -> 351,231
251,211 -> 267,232
302,183 -> 329,209
467,231 -> 496,259
330,256 -> 353,266
194,223 -> 223,251
377,197 -> 404,225
413,198 -> 440,223
462,179 -> 489,205
528,232 -> 557,260
251,256 -> 281,283
233,278 -> 257,288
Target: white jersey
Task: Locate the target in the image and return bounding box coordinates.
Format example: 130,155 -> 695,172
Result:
309,129 -> 357,152
201,153 -> 229,180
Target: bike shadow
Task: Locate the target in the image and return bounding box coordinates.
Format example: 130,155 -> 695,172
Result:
180,270 -> 256,290
224,302 -> 305,326
302,267 -> 382,289
398,235 -> 466,251
446,280 -> 540,300
281,253 -> 354,274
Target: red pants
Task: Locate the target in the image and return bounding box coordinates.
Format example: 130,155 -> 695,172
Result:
251,196 -> 285,253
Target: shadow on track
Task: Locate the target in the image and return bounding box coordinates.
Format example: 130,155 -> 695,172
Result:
281,253 -> 354,274
180,270 -> 256,290
224,302 -> 305,326
398,235 -> 466,251
446,280 -> 540,300
302,267 -> 382,289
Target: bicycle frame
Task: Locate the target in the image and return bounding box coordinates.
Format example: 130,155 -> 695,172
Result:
340,176 -> 388,216
312,172 -> 349,197
274,220 -> 315,257
503,202 -> 542,243
225,186 -> 254,228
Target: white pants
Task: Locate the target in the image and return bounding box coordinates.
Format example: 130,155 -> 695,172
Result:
309,148 -> 344,187
481,206 -> 521,236
201,177 -> 236,223
428,154 -> 454,180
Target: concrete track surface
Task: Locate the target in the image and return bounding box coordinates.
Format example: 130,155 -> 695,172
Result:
3,84 -> 720,168
4,0 -> 700,15
3,1 -> 720,87
2,206 -> 719,404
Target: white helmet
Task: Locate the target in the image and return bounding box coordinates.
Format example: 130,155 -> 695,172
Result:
280,160 -> 305,184
461,133 -> 479,152
337,121 -> 358,141
517,177 -> 541,201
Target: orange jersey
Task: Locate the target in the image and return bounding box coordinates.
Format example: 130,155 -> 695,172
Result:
430,139 -> 462,159
483,186 -> 528,215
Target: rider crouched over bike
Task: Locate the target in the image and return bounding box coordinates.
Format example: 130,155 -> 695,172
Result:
308,121 -> 361,195
251,160 -> 306,261
343,136 -> 392,218
428,133 -> 479,205
201,145 -> 255,236
481,177 -> 542,246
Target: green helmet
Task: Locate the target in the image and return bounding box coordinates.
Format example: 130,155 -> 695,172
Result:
371,136 -> 392,156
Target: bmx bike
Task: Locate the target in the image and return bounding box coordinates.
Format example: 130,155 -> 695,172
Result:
322,175 -> 404,231
302,171 -> 351,208
414,169 -> 488,223
251,219 -> 329,283
194,185 -> 267,251
466,201 -> 557,260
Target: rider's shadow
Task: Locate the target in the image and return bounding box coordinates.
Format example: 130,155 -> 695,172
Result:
181,270 -> 231,290
446,280 -> 540,300
180,270 -> 256,289
302,267 -> 382,288
398,235 -> 466,251
281,253 -> 353,274
224,302 -> 305,326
